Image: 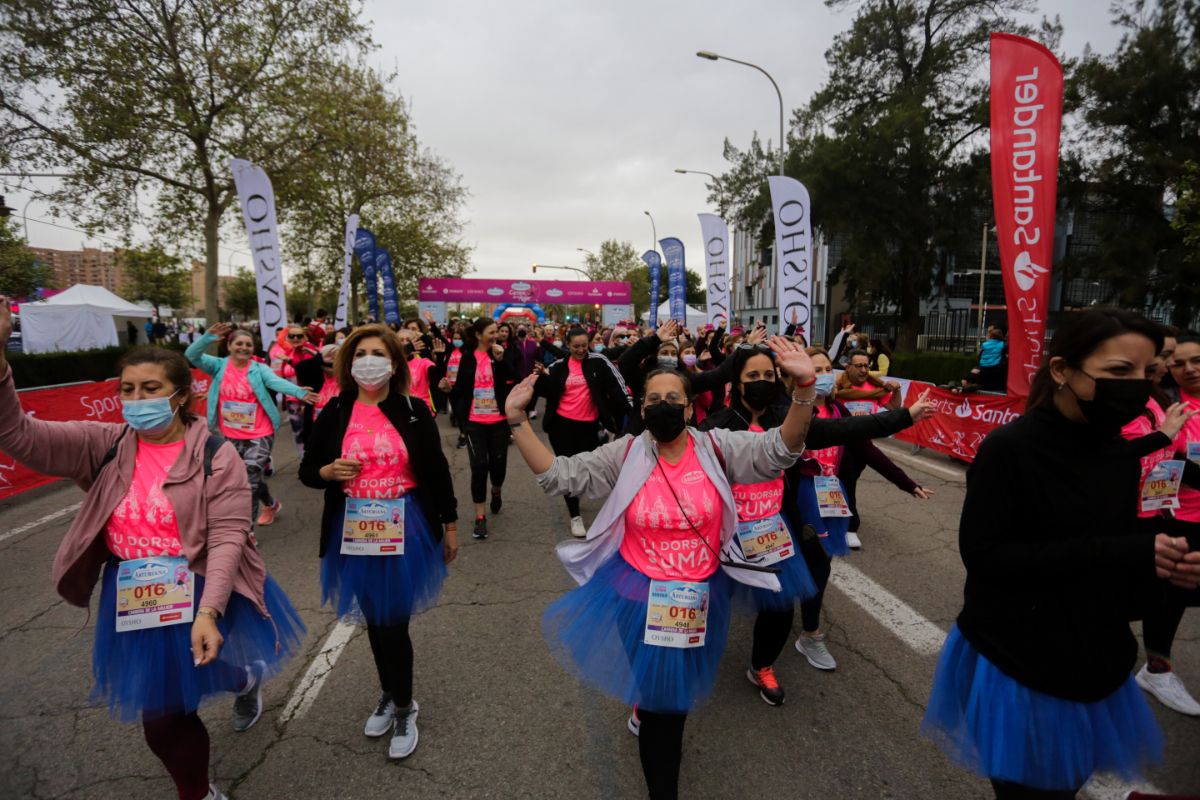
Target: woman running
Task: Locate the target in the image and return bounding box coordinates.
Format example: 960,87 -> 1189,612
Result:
0,298 -> 303,800
922,308 -> 1200,798
506,337 -> 817,800
299,324 -> 457,760
533,326 -> 632,538
186,323 -> 318,527
269,323 -> 320,456
450,318 -> 519,540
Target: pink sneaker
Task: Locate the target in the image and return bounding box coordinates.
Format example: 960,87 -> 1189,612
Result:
257,500 -> 281,526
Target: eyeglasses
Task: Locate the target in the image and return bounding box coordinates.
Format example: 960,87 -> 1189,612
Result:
287,334 -> 305,340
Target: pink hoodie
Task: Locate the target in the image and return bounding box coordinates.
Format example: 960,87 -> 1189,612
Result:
0,365 -> 271,617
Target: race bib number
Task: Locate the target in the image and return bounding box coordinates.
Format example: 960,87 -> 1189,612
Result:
843,401 -> 875,417
447,363 -> 460,383
220,399 -> 258,433
736,515 -> 795,566
1141,459 -> 1184,513
472,386 -> 498,416
1187,442 -> 1200,466
814,476 -> 851,518
644,580 -> 709,649
341,497 -> 406,555
115,556 -> 194,632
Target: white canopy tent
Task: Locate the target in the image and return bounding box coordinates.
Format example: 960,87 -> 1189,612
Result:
640,301 -> 708,330
21,284 -> 153,354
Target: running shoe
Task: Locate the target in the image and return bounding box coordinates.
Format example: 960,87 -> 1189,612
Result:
257,499 -> 281,526
1136,664 -> 1200,716
456,435 -> 467,449
389,700 -> 420,760
746,666 -> 786,706
570,516 -> 587,539
529,409 -> 538,420
627,705 -> 640,737
364,692 -> 396,737
203,784 -> 229,800
232,660 -> 266,732
472,516 -> 488,540
846,531 -> 862,550
796,633 -> 838,671
490,489 -> 503,514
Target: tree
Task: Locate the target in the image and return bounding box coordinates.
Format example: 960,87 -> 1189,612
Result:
0,219 -> 51,297
0,0 -> 370,324
581,239 -> 643,282
685,269 -> 705,307
122,245 -> 191,315
1070,0 -> 1200,324
225,268 -> 259,321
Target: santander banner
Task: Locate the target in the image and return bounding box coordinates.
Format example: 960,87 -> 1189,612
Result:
418,278 -> 631,305
0,370 -> 211,501
990,33 -> 1063,398
895,382 -> 1023,463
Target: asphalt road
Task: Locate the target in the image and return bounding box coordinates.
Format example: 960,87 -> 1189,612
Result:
0,419 -> 1196,799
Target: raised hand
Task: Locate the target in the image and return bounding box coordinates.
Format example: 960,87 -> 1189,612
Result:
746,325 -> 768,346
908,389 -> 935,422
766,336 -> 816,386
208,322 -> 233,339
656,319 -> 680,341
1158,402 -> 1197,441
505,374 -> 537,421
432,338 -> 446,354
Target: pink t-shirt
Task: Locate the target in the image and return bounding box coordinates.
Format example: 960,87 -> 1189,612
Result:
1173,391 -> 1200,522
408,356 -> 433,408
1122,398 -> 1170,520
446,348 -> 463,385
558,357 -> 599,422
619,437 -> 722,581
315,372 -> 339,414
731,424 -> 784,522
806,403 -> 843,476
468,354 -> 505,424
218,361 -> 275,440
106,440 -> 185,560
341,403 -> 415,499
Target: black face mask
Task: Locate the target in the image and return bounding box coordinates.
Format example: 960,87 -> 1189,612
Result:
643,401 -> 687,442
741,379 -> 777,411
1072,372 -> 1151,431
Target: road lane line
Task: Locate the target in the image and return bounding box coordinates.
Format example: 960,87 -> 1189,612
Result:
0,502 -> 82,544
829,560 -> 948,655
280,620 -> 358,724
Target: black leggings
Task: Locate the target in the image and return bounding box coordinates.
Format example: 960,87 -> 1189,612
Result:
990,779 -> 1079,799
466,421 -> 509,504
1144,583 -> 1200,661
366,620 -> 414,707
143,711 -> 211,800
797,525 -> 833,634
841,458 -> 865,532
751,528 -> 833,666
548,417 -> 602,517
638,710 -> 687,800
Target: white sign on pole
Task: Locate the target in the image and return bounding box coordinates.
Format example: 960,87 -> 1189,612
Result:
768,176 -> 812,335
335,213 -> 359,330
418,301 -> 447,324
229,158 -> 288,348
602,304 -> 633,327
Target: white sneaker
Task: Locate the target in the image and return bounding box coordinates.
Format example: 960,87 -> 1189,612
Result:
570,516 -> 587,539
796,633 -> 838,671
364,692 -> 395,737
846,531 -> 862,550
388,700 -> 420,759
203,784 -> 229,800
1136,665 -> 1200,716
627,706 -> 640,737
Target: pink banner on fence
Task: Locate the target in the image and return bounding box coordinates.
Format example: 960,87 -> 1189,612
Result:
894,381 -> 1023,463
418,278 -> 631,305
1,369 -> 211,501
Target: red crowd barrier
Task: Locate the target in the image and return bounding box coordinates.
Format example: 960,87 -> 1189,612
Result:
894,381 -> 1023,463
0,369 -> 210,502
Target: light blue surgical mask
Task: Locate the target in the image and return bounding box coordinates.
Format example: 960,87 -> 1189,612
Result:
452,339 -> 463,348
593,345 -> 604,353
122,390 -> 181,434
814,373 -> 836,396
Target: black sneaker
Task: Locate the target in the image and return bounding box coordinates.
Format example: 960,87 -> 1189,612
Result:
472,516 -> 488,540
456,435 -> 467,450
746,665 -> 786,707
232,660 -> 266,731
490,489 -> 503,514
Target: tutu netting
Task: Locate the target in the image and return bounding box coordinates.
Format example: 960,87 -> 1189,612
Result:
541,554 -> 732,714
921,625 -> 1163,791
795,475 -> 850,557
92,560 -> 305,722
320,494 -> 447,625
732,515 -> 820,613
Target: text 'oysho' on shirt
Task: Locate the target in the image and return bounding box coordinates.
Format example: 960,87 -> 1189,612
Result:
620,437 -> 722,582
341,402 -> 416,499
731,424 -> 783,522
218,361 -> 275,440
106,439 -> 185,560
558,357 -> 599,422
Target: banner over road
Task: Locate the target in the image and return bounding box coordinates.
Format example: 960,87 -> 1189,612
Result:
418,278 -> 631,305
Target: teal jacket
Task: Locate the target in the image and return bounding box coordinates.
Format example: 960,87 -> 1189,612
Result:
185,333 -> 309,434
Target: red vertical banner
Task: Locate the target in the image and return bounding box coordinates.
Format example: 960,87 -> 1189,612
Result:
989,33 -> 1063,398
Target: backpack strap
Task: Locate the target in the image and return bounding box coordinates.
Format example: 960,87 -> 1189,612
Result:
98,426 -> 131,473
203,434 -> 224,479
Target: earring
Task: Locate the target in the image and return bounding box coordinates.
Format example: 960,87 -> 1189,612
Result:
1056,383 -> 1065,391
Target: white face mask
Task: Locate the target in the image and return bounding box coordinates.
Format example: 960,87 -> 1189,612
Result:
350,355 -> 393,390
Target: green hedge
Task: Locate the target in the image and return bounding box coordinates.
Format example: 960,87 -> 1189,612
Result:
9,343 -> 188,390
888,351 -> 975,386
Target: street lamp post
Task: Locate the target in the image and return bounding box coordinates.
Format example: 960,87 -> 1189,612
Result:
643,210 -> 657,254
531,263 -> 589,280
674,168 -> 718,181
697,51 -> 785,176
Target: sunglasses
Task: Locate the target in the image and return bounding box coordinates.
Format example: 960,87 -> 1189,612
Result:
287,334 -> 306,340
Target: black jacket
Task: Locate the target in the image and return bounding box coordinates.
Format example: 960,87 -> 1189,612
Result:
299,390 -> 457,558
955,407 -> 1164,702
534,353 -> 632,434
449,347 -> 517,425
294,356 -> 329,445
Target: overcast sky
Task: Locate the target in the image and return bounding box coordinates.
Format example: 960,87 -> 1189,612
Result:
11,0 -> 1123,287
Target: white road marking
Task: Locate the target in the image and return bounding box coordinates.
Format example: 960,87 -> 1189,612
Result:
280,620 -> 358,724
829,560 -> 949,655
0,502 -> 82,544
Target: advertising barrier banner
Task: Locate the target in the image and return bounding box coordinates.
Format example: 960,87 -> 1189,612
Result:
894,381 -> 1023,463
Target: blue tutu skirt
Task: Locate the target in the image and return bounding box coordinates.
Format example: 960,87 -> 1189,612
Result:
732,515 -> 820,613
541,554 -> 732,714
92,559 -> 305,723
320,494 -> 447,626
921,625 -> 1163,791
796,475 -> 850,557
